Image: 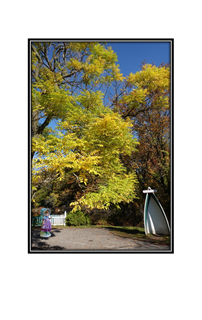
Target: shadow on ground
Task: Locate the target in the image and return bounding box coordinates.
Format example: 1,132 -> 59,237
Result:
105,226 -> 145,235
104,226 -> 170,246
31,228 -> 65,250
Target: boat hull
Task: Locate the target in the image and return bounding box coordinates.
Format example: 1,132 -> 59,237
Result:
144,193 -> 170,235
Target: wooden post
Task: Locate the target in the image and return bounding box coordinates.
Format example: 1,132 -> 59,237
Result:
64,211 -> 67,226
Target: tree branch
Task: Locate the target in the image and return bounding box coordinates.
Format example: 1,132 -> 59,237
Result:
37,114 -> 52,135
31,45 -> 43,78
73,173 -> 86,189
62,68 -> 83,80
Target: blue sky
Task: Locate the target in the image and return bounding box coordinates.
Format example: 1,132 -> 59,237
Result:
107,41 -> 170,76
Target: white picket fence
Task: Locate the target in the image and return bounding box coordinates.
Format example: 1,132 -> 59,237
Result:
50,211 -> 67,226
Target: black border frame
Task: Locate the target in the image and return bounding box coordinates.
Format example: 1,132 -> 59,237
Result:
28,38 -> 174,254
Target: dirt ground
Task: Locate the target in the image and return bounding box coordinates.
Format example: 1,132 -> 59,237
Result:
30,227 -> 171,252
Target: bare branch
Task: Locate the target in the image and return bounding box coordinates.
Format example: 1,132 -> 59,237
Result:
44,43 -> 53,71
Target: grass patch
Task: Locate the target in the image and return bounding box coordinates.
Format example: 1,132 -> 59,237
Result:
105,226 -> 170,245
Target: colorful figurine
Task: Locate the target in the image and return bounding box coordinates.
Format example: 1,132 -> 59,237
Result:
40,208 -> 52,238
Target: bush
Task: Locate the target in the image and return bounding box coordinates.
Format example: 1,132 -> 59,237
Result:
32,216 -> 38,227
96,218 -> 110,226
65,210 -> 91,226
44,193 -> 59,208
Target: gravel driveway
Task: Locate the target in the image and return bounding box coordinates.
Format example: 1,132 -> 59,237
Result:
31,227 -> 170,252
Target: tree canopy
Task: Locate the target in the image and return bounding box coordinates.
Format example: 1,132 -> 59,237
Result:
31,42 -> 139,212
31,42 -> 170,218
113,63 -> 170,214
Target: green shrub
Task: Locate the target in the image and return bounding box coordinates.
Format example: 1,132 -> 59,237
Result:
65,210 -> 91,226
32,216 -> 37,227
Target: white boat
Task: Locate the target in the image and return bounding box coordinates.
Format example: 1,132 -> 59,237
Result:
143,188 -> 170,235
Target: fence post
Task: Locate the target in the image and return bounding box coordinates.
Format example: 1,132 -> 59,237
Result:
64,211 -> 67,226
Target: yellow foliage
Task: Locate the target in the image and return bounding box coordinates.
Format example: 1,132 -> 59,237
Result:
31,42 -> 140,211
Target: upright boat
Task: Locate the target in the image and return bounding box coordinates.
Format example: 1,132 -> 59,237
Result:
143,188 -> 170,235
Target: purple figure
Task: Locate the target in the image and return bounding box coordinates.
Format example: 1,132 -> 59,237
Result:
40,208 -> 52,238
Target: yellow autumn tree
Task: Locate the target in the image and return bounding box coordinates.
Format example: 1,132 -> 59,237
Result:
31,42 -> 138,211
114,63 -> 170,215
32,91 -> 139,211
